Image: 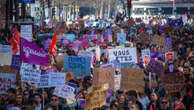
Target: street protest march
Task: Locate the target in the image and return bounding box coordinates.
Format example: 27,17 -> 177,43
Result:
0,8 -> 194,110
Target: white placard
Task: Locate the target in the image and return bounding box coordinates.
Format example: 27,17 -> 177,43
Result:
53,85 -> 75,99
108,48 -> 138,63
20,25 -> 32,41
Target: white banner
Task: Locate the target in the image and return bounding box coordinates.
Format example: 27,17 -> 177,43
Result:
36,73 -> 66,88
20,63 -> 41,83
20,25 -> 32,41
108,48 -> 138,63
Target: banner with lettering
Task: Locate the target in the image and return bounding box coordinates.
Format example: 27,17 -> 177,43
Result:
20,63 -> 41,83
108,48 -> 138,63
36,72 -> 66,88
64,56 -> 91,78
20,38 -> 49,66
0,45 -> 12,65
0,73 -> 16,94
11,55 -> 21,70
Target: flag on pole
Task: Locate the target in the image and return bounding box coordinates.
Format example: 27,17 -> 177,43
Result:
9,26 -> 20,54
49,32 -> 57,57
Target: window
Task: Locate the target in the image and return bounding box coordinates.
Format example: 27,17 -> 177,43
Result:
161,8 -> 173,15
134,8 -> 144,15
146,8 -> 159,15
176,7 -> 188,14
190,7 -> 194,14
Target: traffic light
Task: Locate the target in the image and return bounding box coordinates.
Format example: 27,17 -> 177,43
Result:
52,8 -> 56,17
127,0 -> 132,8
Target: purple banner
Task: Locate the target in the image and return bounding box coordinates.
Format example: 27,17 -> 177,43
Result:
11,55 -> 21,70
20,38 -> 49,66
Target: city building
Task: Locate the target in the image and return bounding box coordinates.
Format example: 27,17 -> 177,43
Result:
131,0 -> 194,18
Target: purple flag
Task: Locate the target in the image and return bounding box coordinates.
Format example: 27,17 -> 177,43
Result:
43,38 -> 52,50
166,37 -> 172,48
20,38 -> 49,66
11,55 -> 21,70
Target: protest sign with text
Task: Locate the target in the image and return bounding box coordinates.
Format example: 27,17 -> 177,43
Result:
120,68 -> 145,92
0,45 -> 12,65
20,63 -> 41,83
93,67 -> 114,91
64,56 -> 91,78
20,25 -> 32,41
108,48 -> 138,63
141,49 -> 151,65
53,84 -> 75,99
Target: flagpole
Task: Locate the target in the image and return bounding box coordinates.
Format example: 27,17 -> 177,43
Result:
173,0 -> 175,16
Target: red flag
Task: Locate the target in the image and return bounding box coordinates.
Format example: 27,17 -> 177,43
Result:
9,26 -> 20,54
185,12 -> 188,17
49,32 -> 57,57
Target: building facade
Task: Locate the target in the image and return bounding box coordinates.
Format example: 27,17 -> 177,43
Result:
131,0 -> 194,18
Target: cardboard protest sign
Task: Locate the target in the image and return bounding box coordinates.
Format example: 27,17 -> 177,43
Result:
84,85 -> 108,110
146,59 -> 164,76
120,68 -> 144,92
161,71 -> 184,94
11,55 -> 21,70
0,45 -> 12,66
64,56 -> 91,78
0,65 -> 18,74
108,48 -> 138,64
152,35 -> 166,48
0,73 -> 16,94
35,74 -> 49,88
93,67 -> 114,91
20,63 -> 41,83
20,25 -> 32,41
117,33 -> 126,43
141,49 -> 151,65
53,84 -> 75,99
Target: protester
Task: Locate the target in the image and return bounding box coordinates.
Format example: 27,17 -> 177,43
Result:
0,15 -> 193,110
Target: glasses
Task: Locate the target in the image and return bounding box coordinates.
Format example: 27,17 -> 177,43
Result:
51,98 -> 58,101
161,101 -> 168,104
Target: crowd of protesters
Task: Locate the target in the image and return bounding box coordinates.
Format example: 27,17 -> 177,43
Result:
0,15 -> 194,110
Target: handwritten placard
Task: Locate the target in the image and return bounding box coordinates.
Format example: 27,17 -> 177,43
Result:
84,85 -> 108,110
64,56 -> 91,78
108,48 -> 138,63
93,67 -> 114,91
120,68 -> 144,92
